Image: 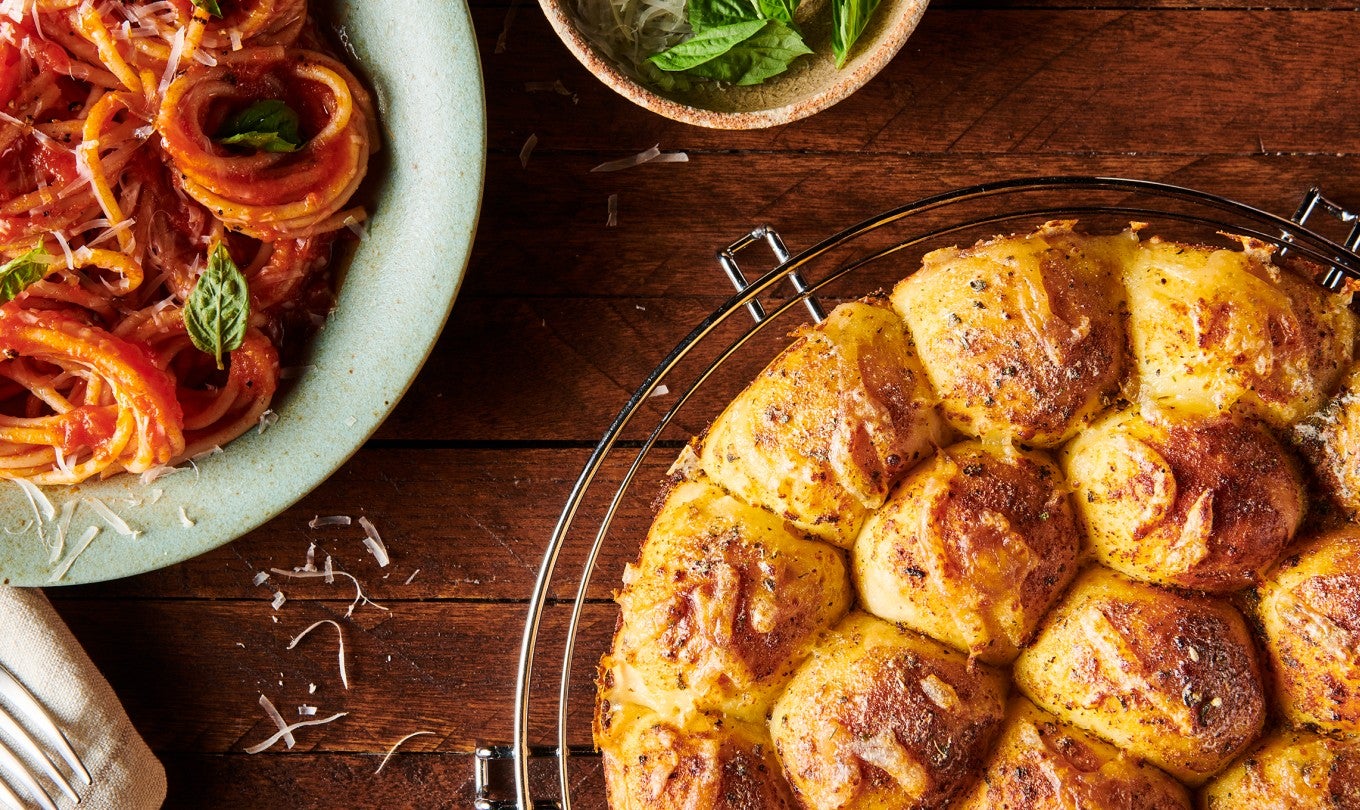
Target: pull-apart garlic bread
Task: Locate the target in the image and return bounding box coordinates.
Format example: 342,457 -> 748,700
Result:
596,703 -> 796,810
698,297 -> 946,549
1123,235 -> 1354,427
1063,402 -> 1305,592
892,221 -> 1131,447
954,697 -> 1192,809
595,222 -> 1360,809
1258,527 -> 1360,734
597,479 -> 851,726
854,440 -> 1078,664
1013,567 -> 1265,785
770,612 -> 1007,809
1201,729 -> 1360,808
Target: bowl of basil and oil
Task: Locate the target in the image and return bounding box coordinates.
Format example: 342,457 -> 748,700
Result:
539,0 -> 930,128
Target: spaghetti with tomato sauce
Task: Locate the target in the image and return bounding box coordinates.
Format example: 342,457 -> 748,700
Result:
0,0 -> 376,485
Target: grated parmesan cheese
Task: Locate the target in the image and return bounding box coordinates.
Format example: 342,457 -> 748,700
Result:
269,567 -> 387,618
591,146 -> 659,173
257,409 -> 279,434
157,24 -> 185,98
591,146 -> 687,172
178,505 -> 195,528
50,500 -> 77,565
287,619 -> 349,689
519,133 -> 537,169
374,731 -> 436,774
256,694 -> 296,750
83,496 -> 139,538
271,591 -> 286,610
244,712 -> 347,754
51,230 -> 75,270
358,516 -> 389,567
308,515 -> 351,529
48,526 -> 100,582
342,215 -> 368,240
14,479 -> 55,522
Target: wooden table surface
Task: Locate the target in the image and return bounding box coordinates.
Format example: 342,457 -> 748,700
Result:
39,0 -> 1360,806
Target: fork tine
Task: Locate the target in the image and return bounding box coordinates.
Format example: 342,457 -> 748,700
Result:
0,708 -> 78,803
0,736 -> 57,810
0,664 -> 90,786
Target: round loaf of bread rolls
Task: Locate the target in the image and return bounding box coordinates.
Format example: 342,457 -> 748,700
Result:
593,222 -> 1360,809
1123,235 -> 1355,427
854,440 -> 1078,664
599,479 -> 852,724
769,612 -> 1008,809
1013,566 -> 1265,785
953,697 -> 1191,810
595,702 -> 796,810
1201,729 -> 1360,809
698,297 -> 946,548
1063,403 -> 1305,592
891,221 -> 1130,447
1258,527 -> 1360,734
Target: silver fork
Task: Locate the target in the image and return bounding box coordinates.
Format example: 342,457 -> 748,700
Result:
0,663 -> 90,810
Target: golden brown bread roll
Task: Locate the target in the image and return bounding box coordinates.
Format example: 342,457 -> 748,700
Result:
596,702 -> 796,810
854,440 -> 1079,664
698,297 -> 947,548
1062,403 -> 1305,592
1258,527 -> 1360,734
1123,235 -> 1356,427
953,697 -> 1192,810
1200,728 -> 1360,809
891,221 -> 1131,447
1293,360 -> 1360,518
598,480 -> 852,725
1013,566 -> 1265,785
769,612 -> 1008,809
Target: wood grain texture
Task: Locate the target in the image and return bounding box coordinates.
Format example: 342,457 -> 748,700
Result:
47,600 -> 616,751
160,752 -> 606,809
483,8 -> 1360,154
63,448 -> 664,602
40,5 -> 1360,808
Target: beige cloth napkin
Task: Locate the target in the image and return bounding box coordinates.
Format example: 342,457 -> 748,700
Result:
0,587 -> 165,810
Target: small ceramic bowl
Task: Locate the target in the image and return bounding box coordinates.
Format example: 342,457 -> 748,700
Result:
540,0 -> 929,128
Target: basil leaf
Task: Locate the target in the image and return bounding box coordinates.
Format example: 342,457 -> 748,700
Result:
684,20 -> 811,85
192,0 -> 223,18
687,0 -> 761,30
217,99 -> 302,153
648,20 -> 767,72
0,245 -> 51,305
183,243 -> 249,371
755,0 -> 796,26
831,0 -> 880,68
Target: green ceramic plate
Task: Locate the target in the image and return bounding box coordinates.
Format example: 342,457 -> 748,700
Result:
0,0 -> 485,587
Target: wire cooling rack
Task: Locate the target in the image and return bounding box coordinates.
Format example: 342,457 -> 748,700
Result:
473,176 -> 1360,810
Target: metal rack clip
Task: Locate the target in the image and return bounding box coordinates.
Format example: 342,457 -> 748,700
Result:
474,744 -> 598,809
474,745 -> 555,810
717,225 -> 826,324
1287,187 -> 1360,292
